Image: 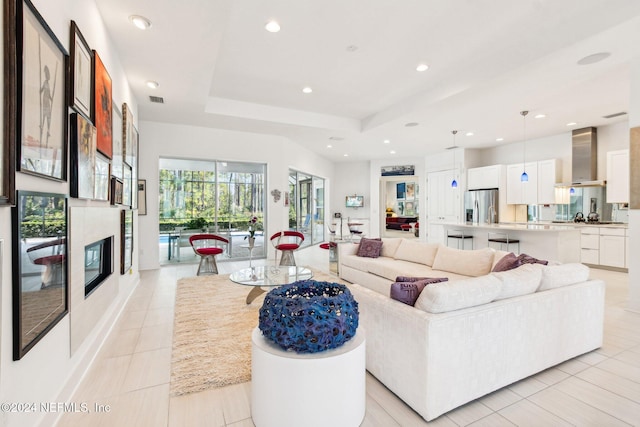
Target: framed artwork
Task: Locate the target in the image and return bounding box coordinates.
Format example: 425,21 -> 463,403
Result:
111,104 -> 123,179
110,177 -> 123,205
122,102 -> 134,166
69,21 -> 92,118
382,165 -> 415,176
94,153 -> 110,201
406,182 -> 415,200
70,112 -> 96,199
12,190 -> 68,360
131,125 -> 139,209
14,0 -> 68,181
396,182 -> 406,199
121,209 -> 133,274
92,51 -> 112,158
2,0 -> 18,206
138,179 -> 147,215
123,165 -> 132,207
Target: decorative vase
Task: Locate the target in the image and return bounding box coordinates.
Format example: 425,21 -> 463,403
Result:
258,280 -> 359,354
248,236 -> 255,249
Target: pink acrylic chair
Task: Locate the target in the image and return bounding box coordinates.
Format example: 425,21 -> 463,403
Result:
270,231 -> 305,266
189,234 -> 229,275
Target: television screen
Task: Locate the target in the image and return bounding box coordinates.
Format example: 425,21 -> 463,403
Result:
346,195 -> 364,208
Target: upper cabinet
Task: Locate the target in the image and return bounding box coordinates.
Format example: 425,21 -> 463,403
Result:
467,165 -> 501,190
506,162 -> 538,205
606,149 -> 629,203
506,159 -> 560,205
537,159 -> 561,205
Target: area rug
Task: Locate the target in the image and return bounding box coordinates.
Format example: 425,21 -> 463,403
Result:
170,268 -> 345,396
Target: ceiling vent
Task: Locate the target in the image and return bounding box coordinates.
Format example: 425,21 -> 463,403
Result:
602,111 -> 627,119
149,96 -> 164,104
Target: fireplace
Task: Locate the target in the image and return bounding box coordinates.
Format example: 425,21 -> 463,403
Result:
84,236 -> 114,297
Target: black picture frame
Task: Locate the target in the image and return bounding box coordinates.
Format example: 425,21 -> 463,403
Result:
69,20 -> 92,118
13,0 -> 69,181
138,179 -> 147,215
69,111 -> 96,199
2,0 -> 18,206
121,209 -> 133,274
12,190 -> 68,360
110,176 -> 123,205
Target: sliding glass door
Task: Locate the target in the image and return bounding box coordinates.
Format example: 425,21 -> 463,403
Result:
159,158 -> 266,263
288,169 -> 325,247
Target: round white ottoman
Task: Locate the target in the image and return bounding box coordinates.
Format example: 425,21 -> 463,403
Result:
251,327 -> 366,427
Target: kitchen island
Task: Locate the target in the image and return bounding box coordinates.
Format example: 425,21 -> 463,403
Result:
438,222 -> 582,263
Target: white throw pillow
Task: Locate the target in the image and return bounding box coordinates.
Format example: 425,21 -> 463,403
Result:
491,263 -> 543,300
538,263 -> 590,291
380,238 -> 403,258
415,275 -> 502,313
431,246 -> 495,277
393,240 -> 440,266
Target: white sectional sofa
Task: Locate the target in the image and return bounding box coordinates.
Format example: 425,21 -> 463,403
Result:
338,238 -> 605,421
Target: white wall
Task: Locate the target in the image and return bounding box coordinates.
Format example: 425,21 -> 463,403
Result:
628,57 -> 640,313
0,2 -> 139,426
137,121 -> 335,270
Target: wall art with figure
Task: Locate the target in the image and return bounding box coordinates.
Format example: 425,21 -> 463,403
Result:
93,51 -> 112,158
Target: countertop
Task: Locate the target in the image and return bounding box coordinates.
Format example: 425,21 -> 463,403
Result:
439,221 -> 628,231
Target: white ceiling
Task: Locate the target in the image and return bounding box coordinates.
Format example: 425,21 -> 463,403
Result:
95,0 -> 640,162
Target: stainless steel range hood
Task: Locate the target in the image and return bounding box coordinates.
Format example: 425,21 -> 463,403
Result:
556,127 -> 606,187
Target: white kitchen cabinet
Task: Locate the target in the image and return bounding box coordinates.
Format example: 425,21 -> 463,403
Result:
626,229 -> 630,268
427,170 -> 460,243
537,159 -> 561,204
580,227 -> 599,265
606,149 -> 629,203
467,165 -> 501,190
506,162 -> 538,205
599,232 -> 625,268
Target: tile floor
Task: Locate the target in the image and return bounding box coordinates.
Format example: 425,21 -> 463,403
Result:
58,245 -> 640,426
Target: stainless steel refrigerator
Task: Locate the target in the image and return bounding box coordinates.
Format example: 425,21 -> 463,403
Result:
464,189 -> 499,224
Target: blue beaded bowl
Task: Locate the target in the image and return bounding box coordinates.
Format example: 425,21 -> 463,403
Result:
258,280 -> 359,354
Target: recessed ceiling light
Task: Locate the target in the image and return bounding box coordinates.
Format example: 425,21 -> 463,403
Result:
265,20 -> 281,33
383,139 -> 390,144
465,132 -> 474,136
146,80 -> 159,89
405,122 -> 419,127
577,52 -> 611,66
496,138 -> 504,142
390,150 -> 396,154
566,122 -> 577,126
343,154 -> 349,157
416,63 -> 429,72
535,114 -> 546,119
327,145 -> 332,148
129,15 -> 152,30
302,87 -> 313,94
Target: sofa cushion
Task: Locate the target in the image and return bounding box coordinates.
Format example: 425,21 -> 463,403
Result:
491,263 -> 543,300
415,274 -> 503,313
538,263 -> 590,291
380,238 -> 403,258
431,246 -> 495,277
393,240 -> 440,266
390,277 -> 448,306
357,238 -> 383,258
366,258 -> 433,281
492,252 -> 521,272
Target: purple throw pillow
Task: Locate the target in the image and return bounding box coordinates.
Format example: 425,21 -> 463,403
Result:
357,238 -> 383,258
395,276 -> 434,282
390,277 -> 448,306
517,253 -> 548,265
492,252 -> 522,272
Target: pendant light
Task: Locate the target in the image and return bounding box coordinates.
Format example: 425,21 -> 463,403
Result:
520,110 -> 529,182
451,130 -> 458,188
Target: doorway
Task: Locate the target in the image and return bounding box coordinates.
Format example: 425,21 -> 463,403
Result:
289,169 -> 325,247
380,176 -> 420,238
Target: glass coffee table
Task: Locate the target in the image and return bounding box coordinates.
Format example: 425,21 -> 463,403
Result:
230,265 -> 313,304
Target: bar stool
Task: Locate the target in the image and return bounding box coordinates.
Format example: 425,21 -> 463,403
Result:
488,232 -> 520,253
446,229 -> 473,250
